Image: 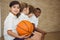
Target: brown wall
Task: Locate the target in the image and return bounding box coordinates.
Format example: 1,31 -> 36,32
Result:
1,0 -> 60,36
0,2 -> 1,37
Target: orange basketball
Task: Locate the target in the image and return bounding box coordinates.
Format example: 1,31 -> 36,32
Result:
16,20 -> 34,36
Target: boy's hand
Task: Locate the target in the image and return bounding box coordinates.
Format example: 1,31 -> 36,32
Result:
19,34 -> 28,38
24,34 -> 31,39
19,34 -> 31,39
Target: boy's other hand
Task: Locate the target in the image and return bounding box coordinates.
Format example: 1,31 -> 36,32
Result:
19,34 -> 28,38
19,34 -> 31,39
24,34 -> 31,39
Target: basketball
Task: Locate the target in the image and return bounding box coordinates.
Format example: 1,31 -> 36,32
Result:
16,20 -> 34,36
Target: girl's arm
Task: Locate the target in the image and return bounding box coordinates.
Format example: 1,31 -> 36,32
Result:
7,30 -> 27,38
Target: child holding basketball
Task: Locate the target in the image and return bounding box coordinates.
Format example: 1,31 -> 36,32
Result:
4,1 -> 29,40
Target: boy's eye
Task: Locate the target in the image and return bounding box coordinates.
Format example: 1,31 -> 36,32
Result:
12,5 -> 20,9
13,6 -> 16,8
17,7 -> 20,9
12,6 -> 20,9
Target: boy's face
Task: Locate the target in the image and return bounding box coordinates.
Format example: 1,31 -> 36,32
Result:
10,4 -> 20,15
35,10 -> 41,17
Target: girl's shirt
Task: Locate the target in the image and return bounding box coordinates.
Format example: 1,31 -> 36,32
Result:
18,13 -> 30,23
4,12 -> 18,40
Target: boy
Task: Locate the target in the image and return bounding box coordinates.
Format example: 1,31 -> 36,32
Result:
28,7 -> 47,40
33,8 -> 47,40
4,1 -> 28,40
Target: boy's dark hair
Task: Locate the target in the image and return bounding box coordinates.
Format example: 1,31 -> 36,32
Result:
20,2 -> 29,12
9,1 -> 21,7
34,8 -> 41,13
29,5 -> 35,14
9,1 -> 21,18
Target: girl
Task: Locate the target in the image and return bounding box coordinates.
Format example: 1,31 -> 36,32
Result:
18,2 -> 30,21
4,1 -> 27,40
14,2 -> 32,40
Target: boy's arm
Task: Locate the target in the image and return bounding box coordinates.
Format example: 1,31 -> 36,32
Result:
35,27 -> 47,35
32,23 -> 47,35
7,30 -> 27,38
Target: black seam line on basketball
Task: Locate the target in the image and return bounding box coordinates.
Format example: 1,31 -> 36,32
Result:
22,21 -> 30,33
23,21 -> 34,33
17,25 -> 31,33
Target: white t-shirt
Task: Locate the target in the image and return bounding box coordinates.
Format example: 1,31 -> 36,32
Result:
18,13 -> 30,23
29,14 -> 38,27
4,12 -> 18,40
18,13 -> 38,27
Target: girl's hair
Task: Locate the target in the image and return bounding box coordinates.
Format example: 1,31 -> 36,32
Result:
28,5 -> 35,14
9,1 -> 21,7
34,8 -> 41,13
20,2 -> 29,12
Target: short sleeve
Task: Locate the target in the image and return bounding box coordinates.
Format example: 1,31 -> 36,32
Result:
4,17 -> 13,30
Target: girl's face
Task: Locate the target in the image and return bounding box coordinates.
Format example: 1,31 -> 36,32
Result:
26,7 -> 29,15
23,7 -> 29,15
10,4 -> 20,15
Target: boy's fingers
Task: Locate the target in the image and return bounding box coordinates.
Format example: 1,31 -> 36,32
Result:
24,34 -> 28,36
24,34 -> 31,38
